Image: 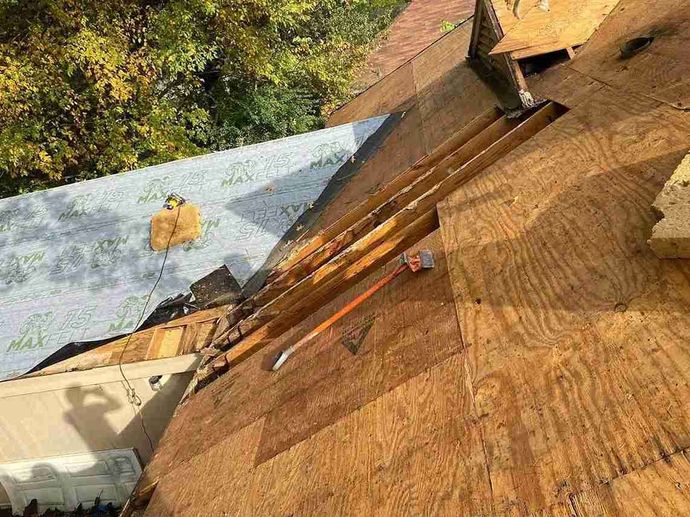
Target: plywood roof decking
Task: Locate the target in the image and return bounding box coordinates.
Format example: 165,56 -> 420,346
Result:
439,84 -> 690,513
143,232 -> 480,514
137,0 -> 690,513
569,0 -> 690,109
649,152 -> 690,258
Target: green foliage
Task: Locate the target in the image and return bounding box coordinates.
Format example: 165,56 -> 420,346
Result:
0,0 -> 406,197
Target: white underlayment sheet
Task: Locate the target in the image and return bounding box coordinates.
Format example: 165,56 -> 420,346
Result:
0,115 -> 388,380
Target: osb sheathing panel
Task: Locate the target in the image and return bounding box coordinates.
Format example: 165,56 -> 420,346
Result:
438,86 -> 690,513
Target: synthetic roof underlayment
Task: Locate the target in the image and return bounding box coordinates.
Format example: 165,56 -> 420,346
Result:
0,115 -> 389,381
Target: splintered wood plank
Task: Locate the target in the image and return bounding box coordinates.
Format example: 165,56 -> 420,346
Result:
570,449 -> 690,515
412,21 -> 500,152
214,209 -> 440,368
31,305 -> 226,376
438,87 -> 690,513
570,0 -> 690,109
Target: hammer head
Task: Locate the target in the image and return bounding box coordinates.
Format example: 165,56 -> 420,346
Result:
400,250 -> 435,272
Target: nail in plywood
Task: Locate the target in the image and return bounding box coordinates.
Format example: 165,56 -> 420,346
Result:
438,87 -> 690,512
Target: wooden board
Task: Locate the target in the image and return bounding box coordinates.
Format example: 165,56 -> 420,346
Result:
570,0 -> 690,109
489,0 -> 620,59
327,62 -> 417,127
147,352 -> 493,516
135,3 -> 690,512
438,86 -> 690,512
29,307 -> 224,377
570,449 -> 690,514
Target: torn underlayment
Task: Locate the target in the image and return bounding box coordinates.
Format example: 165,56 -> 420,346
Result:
0,115 -> 389,380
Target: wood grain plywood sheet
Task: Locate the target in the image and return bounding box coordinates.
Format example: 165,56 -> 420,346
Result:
438,87 -> 690,513
253,232 -> 462,465
311,106 -> 427,232
570,0 -> 690,109
412,22 -> 500,153
490,0 -> 620,58
145,418 -> 265,516
528,66 -> 606,108
570,449 -> 690,515
142,231 -> 465,483
145,353 -> 492,516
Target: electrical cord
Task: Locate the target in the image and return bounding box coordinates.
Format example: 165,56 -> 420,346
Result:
116,206 -> 181,456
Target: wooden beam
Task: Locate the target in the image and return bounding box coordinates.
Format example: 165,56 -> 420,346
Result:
210,102 -> 565,363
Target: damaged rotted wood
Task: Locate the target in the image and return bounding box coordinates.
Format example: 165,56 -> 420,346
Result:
268,106 -> 505,279
208,207 -> 441,377
211,104 -> 545,348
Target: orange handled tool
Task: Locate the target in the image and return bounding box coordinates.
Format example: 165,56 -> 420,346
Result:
271,250 -> 434,371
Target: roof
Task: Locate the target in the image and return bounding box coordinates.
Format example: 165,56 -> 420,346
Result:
121,0 -> 690,513
0,115 -> 392,380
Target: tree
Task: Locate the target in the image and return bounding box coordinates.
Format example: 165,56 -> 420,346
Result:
0,0 -> 405,197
